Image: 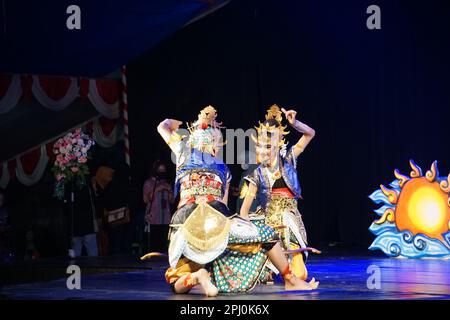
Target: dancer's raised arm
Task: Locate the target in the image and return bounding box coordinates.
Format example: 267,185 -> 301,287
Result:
281,108 -> 315,159
239,182 -> 258,221
157,118 -> 183,156
222,182 -> 230,206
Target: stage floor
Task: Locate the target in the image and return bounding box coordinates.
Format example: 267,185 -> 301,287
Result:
1,250 -> 449,300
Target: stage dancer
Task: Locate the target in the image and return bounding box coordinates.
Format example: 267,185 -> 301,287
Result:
143,105 -> 318,296
240,104 -> 319,281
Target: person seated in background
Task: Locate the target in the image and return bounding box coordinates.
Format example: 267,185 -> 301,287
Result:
94,161 -> 132,255
68,180 -> 99,258
91,166 -> 115,256
143,160 -> 175,252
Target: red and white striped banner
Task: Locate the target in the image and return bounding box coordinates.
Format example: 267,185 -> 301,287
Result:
121,66 -> 130,166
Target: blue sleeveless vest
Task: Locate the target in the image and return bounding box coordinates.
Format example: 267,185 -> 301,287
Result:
256,156 -> 301,209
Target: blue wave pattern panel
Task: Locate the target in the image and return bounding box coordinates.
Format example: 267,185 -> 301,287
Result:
368,180 -> 450,259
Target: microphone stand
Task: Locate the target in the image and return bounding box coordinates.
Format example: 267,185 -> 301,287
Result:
68,181 -> 75,258
147,176 -> 159,252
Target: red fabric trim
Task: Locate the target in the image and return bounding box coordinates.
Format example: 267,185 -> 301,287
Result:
46,141 -> 56,163
281,265 -> 293,279
272,187 -> 295,198
8,159 -> 16,181
21,75 -> 33,103
38,76 -> 72,100
99,117 -> 117,136
95,79 -> 119,104
179,195 -> 218,208
183,273 -> 196,289
20,147 -> 42,175
79,78 -> 89,101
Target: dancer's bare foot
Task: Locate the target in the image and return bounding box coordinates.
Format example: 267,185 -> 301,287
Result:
285,275 -> 319,291
192,269 -> 218,297
308,277 -> 319,289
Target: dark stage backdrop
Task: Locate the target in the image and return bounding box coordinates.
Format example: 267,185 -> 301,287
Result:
127,0 -> 450,247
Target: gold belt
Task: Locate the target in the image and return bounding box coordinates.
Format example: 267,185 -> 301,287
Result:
267,196 -> 297,214
265,196 -> 297,229
180,187 -> 222,198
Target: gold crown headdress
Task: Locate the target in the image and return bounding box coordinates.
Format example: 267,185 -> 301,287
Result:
186,105 -> 226,155
187,105 -> 223,133
251,104 -> 289,147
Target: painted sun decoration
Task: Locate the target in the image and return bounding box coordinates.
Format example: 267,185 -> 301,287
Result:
369,160 -> 450,258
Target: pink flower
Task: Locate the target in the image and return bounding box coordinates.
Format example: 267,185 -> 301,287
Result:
79,156 -> 87,164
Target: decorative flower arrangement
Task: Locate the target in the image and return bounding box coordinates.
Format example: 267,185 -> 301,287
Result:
51,128 -> 95,200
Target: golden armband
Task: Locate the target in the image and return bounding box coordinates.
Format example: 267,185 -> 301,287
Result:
239,182 -> 256,199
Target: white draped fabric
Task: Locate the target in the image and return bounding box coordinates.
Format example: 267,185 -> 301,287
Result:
31,76 -> 79,111
93,117 -> 117,148
0,73 -> 122,188
0,74 -> 120,118
88,80 -> 120,119
0,75 -> 22,114
15,145 -> 49,186
1,117 -> 119,188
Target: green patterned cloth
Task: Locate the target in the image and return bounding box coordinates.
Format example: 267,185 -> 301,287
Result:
209,220 -> 277,293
